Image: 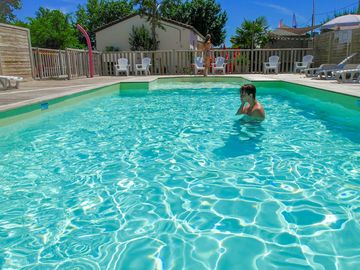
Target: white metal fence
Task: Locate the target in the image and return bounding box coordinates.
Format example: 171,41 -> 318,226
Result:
32,48 -> 313,79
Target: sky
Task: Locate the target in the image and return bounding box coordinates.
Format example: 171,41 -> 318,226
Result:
14,0 -> 360,46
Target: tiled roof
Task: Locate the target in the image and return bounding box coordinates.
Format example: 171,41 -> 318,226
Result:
94,13 -> 205,39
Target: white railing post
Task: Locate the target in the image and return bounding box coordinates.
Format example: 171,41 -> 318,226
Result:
36,48 -> 43,79
65,48 -> 71,80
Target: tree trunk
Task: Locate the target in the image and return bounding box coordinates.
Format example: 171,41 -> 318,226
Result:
152,21 -> 156,50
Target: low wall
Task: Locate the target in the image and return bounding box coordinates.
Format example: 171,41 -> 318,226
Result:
0,23 -> 33,80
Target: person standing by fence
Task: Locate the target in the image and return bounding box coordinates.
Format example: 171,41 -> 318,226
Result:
203,34 -> 212,76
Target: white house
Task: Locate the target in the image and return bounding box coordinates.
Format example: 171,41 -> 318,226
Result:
95,14 -> 205,51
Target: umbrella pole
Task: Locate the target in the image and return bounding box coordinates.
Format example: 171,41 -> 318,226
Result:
311,0 -> 315,37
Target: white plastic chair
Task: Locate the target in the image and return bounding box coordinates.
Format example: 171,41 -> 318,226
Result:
335,64 -> 360,83
135,57 -> 151,76
0,75 -> 23,90
194,57 -> 205,74
212,57 -> 227,74
263,55 -> 280,74
294,55 -> 313,73
114,58 -> 130,76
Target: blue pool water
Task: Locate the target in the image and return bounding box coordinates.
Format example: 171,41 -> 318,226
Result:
0,80 -> 359,269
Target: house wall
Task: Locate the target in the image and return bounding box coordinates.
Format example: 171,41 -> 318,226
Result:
313,28 -> 360,66
0,23 -> 33,80
95,15 -> 202,51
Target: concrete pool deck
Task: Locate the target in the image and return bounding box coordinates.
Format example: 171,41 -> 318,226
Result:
0,74 -> 359,112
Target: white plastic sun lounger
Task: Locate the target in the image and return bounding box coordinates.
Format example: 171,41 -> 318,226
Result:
318,64 -> 359,80
335,64 -> 360,83
0,75 -> 23,90
304,52 -> 358,78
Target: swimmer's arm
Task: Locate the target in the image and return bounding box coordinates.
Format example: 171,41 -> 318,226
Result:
236,102 -> 246,115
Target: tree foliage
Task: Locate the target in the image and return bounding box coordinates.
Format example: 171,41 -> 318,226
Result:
28,7 -> 81,49
0,0 -> 21,23
159,0 -> 183,19
230,17 -> 270,49
75,0 -> 134,47
132,0 -> 164,50
129,24 -> 157,50
159,0 -> 227,46
134,0 -> 227,47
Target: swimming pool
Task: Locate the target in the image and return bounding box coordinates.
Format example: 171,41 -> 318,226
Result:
0,78 -> 359,269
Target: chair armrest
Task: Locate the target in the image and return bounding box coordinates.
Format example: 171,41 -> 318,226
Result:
135,64 -> 142,68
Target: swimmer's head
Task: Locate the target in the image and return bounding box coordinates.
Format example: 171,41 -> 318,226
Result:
240,84 -> 256,99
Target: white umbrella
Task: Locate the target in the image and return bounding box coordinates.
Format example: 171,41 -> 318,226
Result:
321,14 -> 360,30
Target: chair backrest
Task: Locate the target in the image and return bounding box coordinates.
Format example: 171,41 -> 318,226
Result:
142,57 -> 151,68
195,57 -> 204,67
269,55 -> 280,65
302,55 -> 313,64
215,57 -> 225,67
338,52 -> 358,68
118,58 -> 128,67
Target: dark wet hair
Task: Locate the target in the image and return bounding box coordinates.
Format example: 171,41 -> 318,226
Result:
241,84 -> 256,99
205,34 -> 211,42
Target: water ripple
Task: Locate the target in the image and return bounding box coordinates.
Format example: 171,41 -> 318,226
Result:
0,82 -> 359,269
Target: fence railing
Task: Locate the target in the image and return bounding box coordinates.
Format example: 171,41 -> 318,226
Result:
32,48 -> 313,79
32,48 -> 102,79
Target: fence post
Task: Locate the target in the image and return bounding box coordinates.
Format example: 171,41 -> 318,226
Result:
327,33 -> 333,63
98,52 -> 103,76
65,48 -> 71,80
250,49 -> 254,73
171,49 -> 176,74
36,48 -> 43,79
58,49 -> 64,76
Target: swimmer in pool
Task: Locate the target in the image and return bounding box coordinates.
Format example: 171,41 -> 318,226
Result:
236,84 -> 265,121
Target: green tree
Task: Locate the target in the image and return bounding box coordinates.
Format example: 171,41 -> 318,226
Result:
129,24 -> 156,50
184,0 -> 227,46
159,0 -> 184,19
11,19 -> 28,28
75,0 -> 134,47
159,0 -> 227,46
230,17 -> 270,49
0,0 -> 21,23
133,0 -> 164,50
28,7 -> 81,49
